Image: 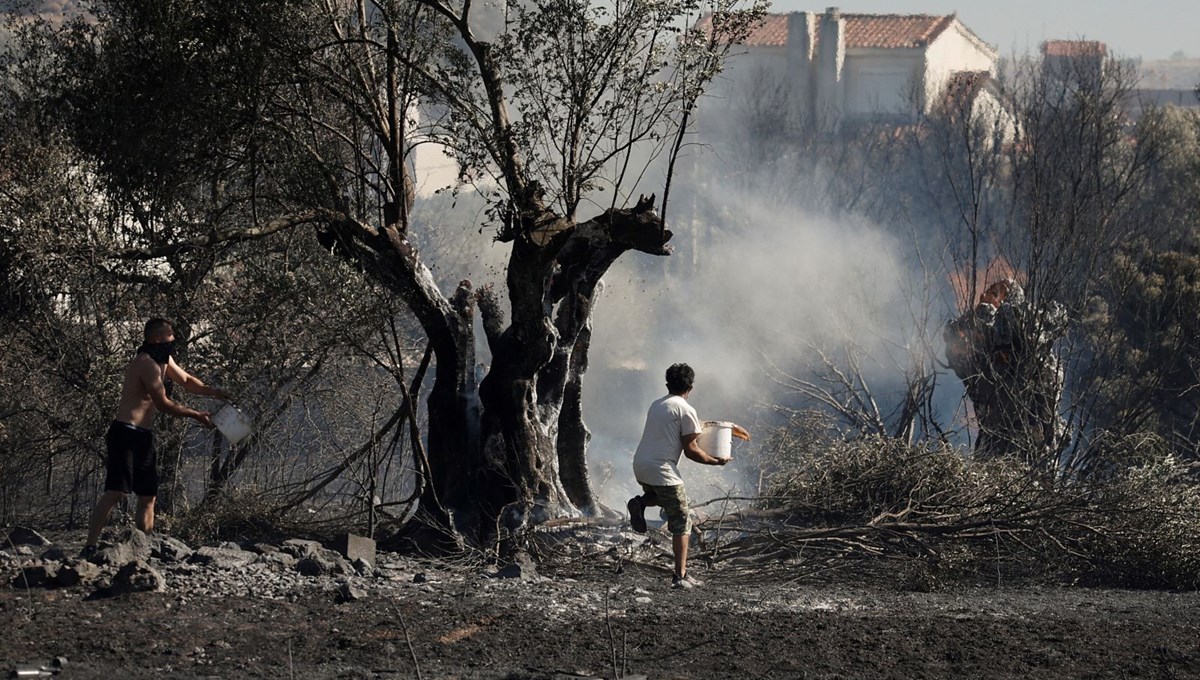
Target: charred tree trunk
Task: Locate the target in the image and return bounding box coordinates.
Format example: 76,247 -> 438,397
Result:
256,192 -> 670,549
420,282 -> 479,529
317,215 -> 476,544
555,318 -> 596,513
473,197 -> 673,539
475,218 -> 575,539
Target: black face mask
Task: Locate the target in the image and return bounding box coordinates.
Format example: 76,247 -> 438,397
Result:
138,340 -> 176,365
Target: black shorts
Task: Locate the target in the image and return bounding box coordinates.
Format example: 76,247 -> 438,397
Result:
104,421 -> 157,497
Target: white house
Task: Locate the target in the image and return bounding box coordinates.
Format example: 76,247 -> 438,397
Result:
723,8 -> 999,130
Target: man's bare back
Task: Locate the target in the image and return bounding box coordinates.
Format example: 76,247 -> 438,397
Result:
114,353 -> 220,429
114,354 -> 171,429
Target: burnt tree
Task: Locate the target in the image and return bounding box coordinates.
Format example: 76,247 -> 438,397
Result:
31,0 -> 762,546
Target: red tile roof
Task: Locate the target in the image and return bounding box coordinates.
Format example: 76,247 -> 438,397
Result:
1041,40 -> 1108,57
848,14 -> 957,49
740,14 -> 789,46
735,12 -> 958,49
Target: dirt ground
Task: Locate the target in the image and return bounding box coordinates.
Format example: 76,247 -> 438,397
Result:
4,542 -> 1200,680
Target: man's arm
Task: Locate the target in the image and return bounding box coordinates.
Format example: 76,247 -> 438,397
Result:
681,433 -> 730,466
166,357 -> 232,401
140,359 -> 213,427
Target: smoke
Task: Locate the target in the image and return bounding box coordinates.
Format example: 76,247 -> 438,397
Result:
583,184 -> 912,511
405,67 -> 956,516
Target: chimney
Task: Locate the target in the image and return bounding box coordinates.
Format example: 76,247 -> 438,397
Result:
787,11 -> 818,63
787,12 -> 819,126
815,6 -> 845,130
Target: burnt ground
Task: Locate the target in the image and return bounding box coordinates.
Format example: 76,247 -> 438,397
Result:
3,527 -> 1200,680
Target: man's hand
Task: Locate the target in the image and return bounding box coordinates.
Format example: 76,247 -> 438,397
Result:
193,411 -> 215,428
713,456 -> 733,466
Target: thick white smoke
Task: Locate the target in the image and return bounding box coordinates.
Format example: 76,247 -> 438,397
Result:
583,188 -> 911,511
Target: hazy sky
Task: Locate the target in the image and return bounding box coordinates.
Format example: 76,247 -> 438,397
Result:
768,0 -> 1197,60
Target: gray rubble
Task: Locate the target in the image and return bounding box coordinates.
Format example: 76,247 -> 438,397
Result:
3,523 -> 660,608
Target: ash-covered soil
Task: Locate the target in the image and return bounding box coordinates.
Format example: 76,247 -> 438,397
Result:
3,526 -> 1200,679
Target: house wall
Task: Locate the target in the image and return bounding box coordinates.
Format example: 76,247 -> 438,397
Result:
923,22 -> 997,113
972,87 -> 1018,146
842,49 -> 923,119
720,15 -> 999,129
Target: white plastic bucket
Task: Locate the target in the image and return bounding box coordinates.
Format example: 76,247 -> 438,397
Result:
698,421 -> 734,459
213,403 -> 253,445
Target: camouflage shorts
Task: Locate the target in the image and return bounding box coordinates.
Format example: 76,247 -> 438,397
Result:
639,482 -> 691,536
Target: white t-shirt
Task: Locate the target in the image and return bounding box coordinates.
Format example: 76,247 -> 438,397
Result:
632,394 -> 703,487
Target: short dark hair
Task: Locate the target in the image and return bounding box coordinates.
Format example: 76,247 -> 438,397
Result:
665,363 -> 695,394
144,318 -> 173,341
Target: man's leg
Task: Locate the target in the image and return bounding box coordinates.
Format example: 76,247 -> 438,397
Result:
660,484 -> 699,586
628,485 -> 659,533
673,532 -> 689,578
86,490 -> 125,547
135,495 -> 156,533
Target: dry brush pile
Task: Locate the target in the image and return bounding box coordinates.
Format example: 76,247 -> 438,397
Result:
697,413 -> 1200,590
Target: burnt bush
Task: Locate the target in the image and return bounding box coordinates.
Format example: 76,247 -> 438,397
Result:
725,418 -> 1200,590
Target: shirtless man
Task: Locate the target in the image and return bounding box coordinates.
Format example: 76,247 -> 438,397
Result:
81,318 -> 229,556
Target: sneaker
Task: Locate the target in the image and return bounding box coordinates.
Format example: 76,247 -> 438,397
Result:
627,496 -> 647,533
78,544 -> 98,560
672,573 -> 703,589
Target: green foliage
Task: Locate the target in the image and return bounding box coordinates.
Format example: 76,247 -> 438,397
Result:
1081,240 -> 1200,460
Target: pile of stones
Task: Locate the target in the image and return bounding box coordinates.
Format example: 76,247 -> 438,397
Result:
2,522 -> 664,606
1,526 -> 395,601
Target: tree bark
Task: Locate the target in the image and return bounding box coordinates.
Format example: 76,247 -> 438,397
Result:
556,317 -> 597,513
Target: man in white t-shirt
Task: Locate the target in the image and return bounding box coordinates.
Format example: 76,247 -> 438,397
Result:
628,363 -> 731,589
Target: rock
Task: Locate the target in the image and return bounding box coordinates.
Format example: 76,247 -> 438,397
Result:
335,582 -> 367,603
90,559 -> 165,597
295,549 -> 353,577
10,562 -> 59,589
56,560 -> 102,587
4,526 -> 51,547
187,546 -> 257,570
257,551 -> 299,569
352,558 -> 373,576
150,535 -> 194,563
93,528 -> 152,566
187,544 -> 258,573
332,533 -> 376,567
280,539 -> 324,559
15,545 -> 34,556
40,545 -> 70,562
248,543 -> 279,555
412,572 -> 427,584
494,553 -> 538,581
217,540 -> 242,551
